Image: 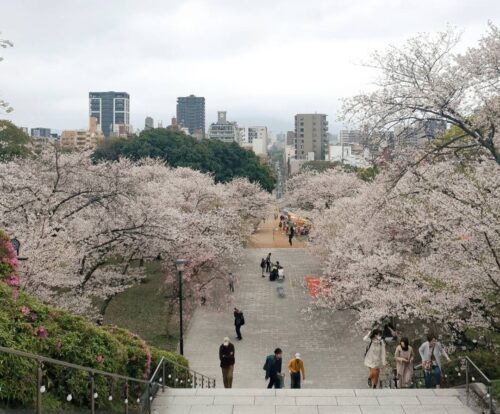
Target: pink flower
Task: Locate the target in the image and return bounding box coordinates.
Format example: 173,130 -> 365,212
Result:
96,355 -> 104,364
35,326 -> 48,338
21,306 -> 30,315
5,274 -> 20,287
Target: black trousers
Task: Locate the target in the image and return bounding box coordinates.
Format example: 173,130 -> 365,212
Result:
267,375 -> 281,389
290,372 -> 301,388
235,324 -> 242,339
266,262 -> 271,272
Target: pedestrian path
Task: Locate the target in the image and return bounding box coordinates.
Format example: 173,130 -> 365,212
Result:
183,248 -> 367,388
153,387 -> 476,414
247,217 -> 305,248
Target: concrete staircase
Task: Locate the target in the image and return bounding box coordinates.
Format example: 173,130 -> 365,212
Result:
152,388 -> 477,414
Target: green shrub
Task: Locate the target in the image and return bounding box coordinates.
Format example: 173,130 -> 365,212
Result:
0,282 -> 187,410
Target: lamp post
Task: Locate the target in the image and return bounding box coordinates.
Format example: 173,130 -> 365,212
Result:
175,259 -> 187,355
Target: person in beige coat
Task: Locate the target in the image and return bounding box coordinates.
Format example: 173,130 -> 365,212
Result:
363,328 -> 386,388
395,337 -> 414,388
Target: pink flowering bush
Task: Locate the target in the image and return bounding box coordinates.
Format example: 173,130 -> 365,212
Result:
0,230 -> 188,409
0,230 -> 20,288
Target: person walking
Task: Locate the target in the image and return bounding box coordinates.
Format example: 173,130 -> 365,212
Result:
260,258 -> 266,277
288,353 -> 305,389
419,333 -> 450,388
228,272 -> 235,293
219,337 -> 235,388
265,253 -> 272,273
234,308 -> 245,340
263,348 -> 283,388
395,337 -> 414,388
363,328 -> 386,388
288,226 -> 295,246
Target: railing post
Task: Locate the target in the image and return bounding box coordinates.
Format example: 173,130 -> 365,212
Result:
465,358 -> 469,407
202,375 -> 204,388
90,375 -> 95,414
125,382 -> 129,414
147,384 -> 151,414
36,360 -> 42,414
162,360 -> 165,392
488,382 -> 493,414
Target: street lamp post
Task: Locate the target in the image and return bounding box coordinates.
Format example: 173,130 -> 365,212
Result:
175,259 -> 187,355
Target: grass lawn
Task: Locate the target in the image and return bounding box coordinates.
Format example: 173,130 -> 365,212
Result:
103,261 -> 179,351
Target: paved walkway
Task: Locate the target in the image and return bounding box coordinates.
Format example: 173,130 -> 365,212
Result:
183,247 -> 367,388
247,217 -> 305,248
153,388 -> 476,414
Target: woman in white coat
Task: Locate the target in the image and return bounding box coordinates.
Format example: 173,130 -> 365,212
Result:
364,328 -> 386,388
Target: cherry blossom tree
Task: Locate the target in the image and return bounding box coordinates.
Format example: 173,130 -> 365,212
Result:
287,157 -> 499,334
341,23 -> 500,165
0,33 -> 13,113
0,146 -> 271,317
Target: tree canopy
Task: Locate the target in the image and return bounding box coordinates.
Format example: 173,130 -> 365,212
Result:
93,128 -> 276,192
0,119 -> 31,161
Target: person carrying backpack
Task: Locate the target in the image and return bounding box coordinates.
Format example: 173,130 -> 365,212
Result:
234,308 -> 245,340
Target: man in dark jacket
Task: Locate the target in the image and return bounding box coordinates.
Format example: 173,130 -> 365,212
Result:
219,337 -> 235,388
263,348 -> 283,388
265,253 -> 272,273
234,308 -> 245,340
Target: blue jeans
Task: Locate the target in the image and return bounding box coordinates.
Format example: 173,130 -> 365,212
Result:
424,365 -> 441,388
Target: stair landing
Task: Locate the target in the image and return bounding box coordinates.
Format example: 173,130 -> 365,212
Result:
152,388 -> 476,414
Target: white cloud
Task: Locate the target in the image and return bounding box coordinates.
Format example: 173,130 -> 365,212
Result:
0,0 -> 498,132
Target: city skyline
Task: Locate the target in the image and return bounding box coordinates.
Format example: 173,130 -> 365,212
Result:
1,0 -> 498,133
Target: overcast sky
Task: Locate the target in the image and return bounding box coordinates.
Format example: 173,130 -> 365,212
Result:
1,0 -> 498,134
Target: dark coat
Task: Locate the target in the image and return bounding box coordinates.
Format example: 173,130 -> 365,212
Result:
219,343 -> 235,367
263,355 -> 282,379
234,310 -> 245,326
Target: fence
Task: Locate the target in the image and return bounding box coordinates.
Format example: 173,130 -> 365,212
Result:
0,345 -> 215,414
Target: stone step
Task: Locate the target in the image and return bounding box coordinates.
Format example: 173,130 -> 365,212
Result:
151,388 -> 477,414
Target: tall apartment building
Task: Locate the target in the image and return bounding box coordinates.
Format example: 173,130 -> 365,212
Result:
60,117 -> 104,150
145,116 -> 154,130
31,128 -> 51,138
339,129 -> 363,145
294,114 -> 328,160
248,126 -> 269,156
176,95 -> 205,137
286,131 -> 295,146
208,111 -> 239,143
89,91 -> 130,138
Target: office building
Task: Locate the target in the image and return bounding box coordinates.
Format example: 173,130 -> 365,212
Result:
89,91 -> 130,137
339,129 -> 363,145
394,120 -> 447,147
31,128 -> 51,138
60,117 -> 104,150
176,95 -> 205,137
145,116 -> 154,130
248,126 -> 269,156
294,114 -> 329,161
167,117 -> 190,135
208,111 -> 240,143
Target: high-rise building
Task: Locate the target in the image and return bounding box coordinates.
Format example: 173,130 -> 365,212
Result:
145,116 -> 154,130
248,126 -> 268,144
176,95 -> 205,137
248,126 -> 269,155
339,129 -> 363,145
294,114 -> 329,161
208,111 -> 239,143
286,131 -> 295,146
89,91 -> 130,138
31,128 -> 51,138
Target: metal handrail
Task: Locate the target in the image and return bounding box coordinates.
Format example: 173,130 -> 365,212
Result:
463,356 -> 495,414
0,345 -> 216,414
